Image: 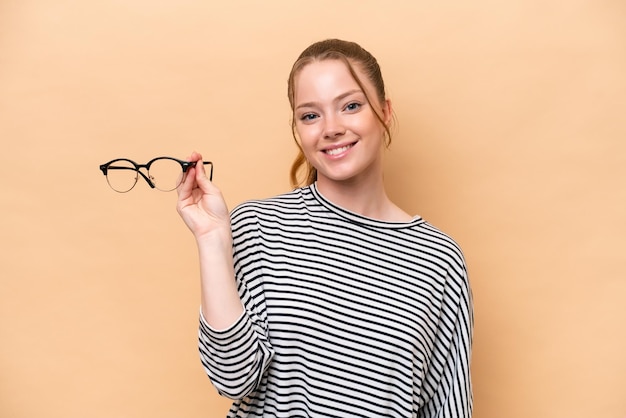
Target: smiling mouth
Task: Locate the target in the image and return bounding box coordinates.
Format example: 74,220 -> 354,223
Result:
324,143 -> 355,156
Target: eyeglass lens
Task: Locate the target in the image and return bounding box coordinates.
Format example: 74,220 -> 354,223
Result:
148,158 -> 185,192
105,160 -> 139,193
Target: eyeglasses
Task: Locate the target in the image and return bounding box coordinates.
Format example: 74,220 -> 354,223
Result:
99,157 -> 213,193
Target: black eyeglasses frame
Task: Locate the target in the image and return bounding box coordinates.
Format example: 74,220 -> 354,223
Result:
99,157 -> 213,192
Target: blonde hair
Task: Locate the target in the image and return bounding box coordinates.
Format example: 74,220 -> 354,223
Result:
287,39 -> 393,188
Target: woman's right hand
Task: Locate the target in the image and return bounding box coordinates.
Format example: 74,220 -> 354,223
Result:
176,151 -> 230,240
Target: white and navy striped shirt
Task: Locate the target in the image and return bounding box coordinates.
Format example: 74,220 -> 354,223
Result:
199,183 -> 473,417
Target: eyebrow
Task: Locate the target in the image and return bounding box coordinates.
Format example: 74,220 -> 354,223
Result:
295,89 -> 364,111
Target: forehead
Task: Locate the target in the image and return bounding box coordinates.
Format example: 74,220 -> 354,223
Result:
294,59 -> 368,101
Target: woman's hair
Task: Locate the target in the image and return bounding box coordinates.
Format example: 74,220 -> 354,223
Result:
287,39 -> 393,188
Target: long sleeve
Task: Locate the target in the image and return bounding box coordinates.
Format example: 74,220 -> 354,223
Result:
198,203 -> 274,399
419,263 -> 474,418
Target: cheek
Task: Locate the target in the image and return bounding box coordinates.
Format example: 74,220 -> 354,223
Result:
295,124 -> 321,148
360,115 -> 386,142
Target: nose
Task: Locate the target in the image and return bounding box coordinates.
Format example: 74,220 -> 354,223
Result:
323,114 -> 345,139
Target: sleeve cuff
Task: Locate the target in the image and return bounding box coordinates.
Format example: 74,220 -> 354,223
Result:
199,307 -> 248,341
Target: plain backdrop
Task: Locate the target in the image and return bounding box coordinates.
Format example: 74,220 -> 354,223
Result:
1,1 -> 625,417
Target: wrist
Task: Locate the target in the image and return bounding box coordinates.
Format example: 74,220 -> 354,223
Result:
195,225 -> 233,251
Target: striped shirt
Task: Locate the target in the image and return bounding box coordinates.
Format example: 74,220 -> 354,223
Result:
199,183 -> 473,417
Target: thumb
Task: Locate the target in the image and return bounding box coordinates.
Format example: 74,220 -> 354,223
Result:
194,160 -> 215,191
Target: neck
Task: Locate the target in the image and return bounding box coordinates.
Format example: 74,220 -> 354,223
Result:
315,176 -> 411,222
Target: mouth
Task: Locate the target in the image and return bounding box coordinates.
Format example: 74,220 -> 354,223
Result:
324,142 -> 356,156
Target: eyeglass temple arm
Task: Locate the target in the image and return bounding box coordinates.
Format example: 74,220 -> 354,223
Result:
135,169 -> 156,188
102,165 -> 156,189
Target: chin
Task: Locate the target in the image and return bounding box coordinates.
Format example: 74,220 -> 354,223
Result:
318,172 -> 362,184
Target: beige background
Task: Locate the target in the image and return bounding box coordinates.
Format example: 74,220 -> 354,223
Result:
1,1 -> 625,417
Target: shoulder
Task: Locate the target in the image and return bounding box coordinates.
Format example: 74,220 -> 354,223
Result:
413,221 -> 467,272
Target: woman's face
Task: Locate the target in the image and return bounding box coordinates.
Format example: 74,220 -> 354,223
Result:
293,59 -> 391,187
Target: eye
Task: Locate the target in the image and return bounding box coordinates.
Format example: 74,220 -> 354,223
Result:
299,113 -> 318,122
344,102 -> 362,112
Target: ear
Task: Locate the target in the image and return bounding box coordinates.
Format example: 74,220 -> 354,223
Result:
381,99 -> 393,126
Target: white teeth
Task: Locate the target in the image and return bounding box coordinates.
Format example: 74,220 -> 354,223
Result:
325,144 -> 353,156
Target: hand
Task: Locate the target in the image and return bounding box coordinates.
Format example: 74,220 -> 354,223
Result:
176,152 -> 230,239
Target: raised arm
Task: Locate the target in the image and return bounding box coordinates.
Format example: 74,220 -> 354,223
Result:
176,151 -> 243,329
177,152 -> 273,399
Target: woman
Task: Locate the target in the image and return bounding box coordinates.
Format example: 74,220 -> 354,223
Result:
177,39 -> 473,417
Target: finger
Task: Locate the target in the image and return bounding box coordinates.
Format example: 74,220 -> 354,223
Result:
177,164 -> 197,198
193,157 -> 215,191
189,151 -> 202,163
177,151 -> 203,196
